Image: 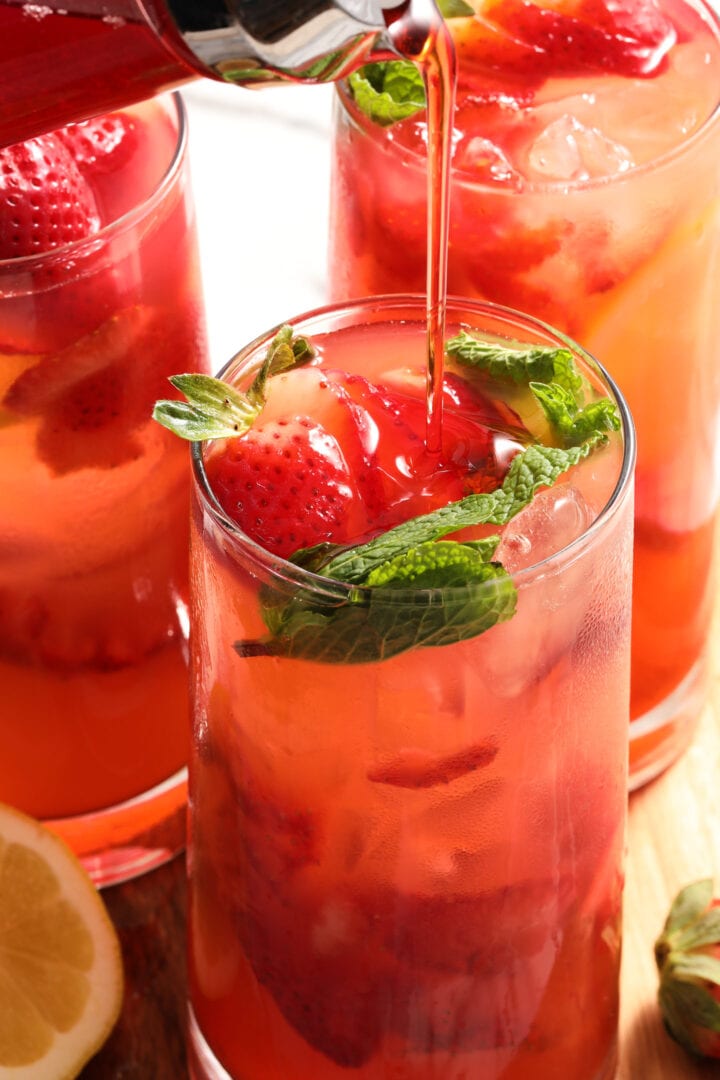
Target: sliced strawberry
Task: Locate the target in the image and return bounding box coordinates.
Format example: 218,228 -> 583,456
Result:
0,524 -> 189,671
367,741 -> 498,788
333,370 -> 500,522
453,0 -> 677,87
205,415 -> 374,560
199,747 -> 573,1064
0,132 -> 100,258
58,113 -> 136,181
3,302 -> 206,474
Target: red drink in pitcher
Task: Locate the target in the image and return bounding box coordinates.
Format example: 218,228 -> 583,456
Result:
0,94 -> 208,883
0,0 -> 410,146
155,296 -> 635,1079
328,0 -> 720,786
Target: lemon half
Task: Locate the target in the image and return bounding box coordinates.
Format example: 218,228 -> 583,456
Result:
0,803 -> 123,1079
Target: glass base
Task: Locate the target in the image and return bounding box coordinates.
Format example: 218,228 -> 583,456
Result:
188,1007 -> 234,1080
44,766 -> 188,888
187,1005 -> 618,1080
628,656 -> 707,791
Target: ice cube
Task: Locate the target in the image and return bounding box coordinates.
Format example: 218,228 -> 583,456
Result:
453,134 -> 521,184
525,113 -> 633,182
463,485 -> 597,698
496,484 -> 595,572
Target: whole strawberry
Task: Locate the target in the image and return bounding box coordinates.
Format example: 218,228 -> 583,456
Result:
0,132 -> 100,258
655,879 -> 720,1059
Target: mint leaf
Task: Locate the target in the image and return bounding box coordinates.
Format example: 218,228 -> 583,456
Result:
438,0 -> 475,13
447,331 -> 583,394
530,381 -> 620,446
317,441 -> 597,585
348,62 -> 426,126
153,325 -> 314,440
233,438 -> 606,664
236,545 -> 516,664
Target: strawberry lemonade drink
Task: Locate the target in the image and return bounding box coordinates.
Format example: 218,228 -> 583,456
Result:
328,0 -> 720,786
156,296 -> 635,1079
0,94 -> 207,884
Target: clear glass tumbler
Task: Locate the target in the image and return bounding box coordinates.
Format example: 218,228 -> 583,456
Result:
186,296 -> 635,1080
328,0 -> 720,787
0,93 -> 208,885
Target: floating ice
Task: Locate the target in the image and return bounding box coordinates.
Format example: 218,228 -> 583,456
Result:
526,113 -> 634,183
496,484 -> 595,572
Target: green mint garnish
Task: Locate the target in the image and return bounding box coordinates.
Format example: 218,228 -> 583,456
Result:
152,325 -> 314,440
237,543 -> 516,665
438,0 -> 475,15
235,437 -> 607,663
348,61 -> 426,127
153,324 -> 620,666
316,442 -> 599,586
530,381 -> 620,447
446,331 -> 584,394
447,330 -> 620,447
347,1 -> 473,126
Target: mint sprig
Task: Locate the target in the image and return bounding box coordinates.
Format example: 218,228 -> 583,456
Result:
237,545 -> 516,664
348,62 -> 426,127
234,437 -> 606,663
530,381 -> 620,447
154,323 -> 620,666
346,0 -> 474,126
152,325 -> 314,440
447,331 -> 620,447
446,331 -> 583,394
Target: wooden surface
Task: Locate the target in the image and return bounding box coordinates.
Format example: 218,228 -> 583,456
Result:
619,686 -> 720,1078
80,699 -> 720,1079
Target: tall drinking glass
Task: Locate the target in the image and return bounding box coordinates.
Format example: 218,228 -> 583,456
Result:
0,93 -> 208,884
186,296 -> 634,1080
328,0 -> 720,787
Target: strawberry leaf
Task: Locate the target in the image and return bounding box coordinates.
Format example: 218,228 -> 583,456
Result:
673,909 -> 720,953
669,954 -> 720,988
663,880 -> 715,935
152,324 -> 314,440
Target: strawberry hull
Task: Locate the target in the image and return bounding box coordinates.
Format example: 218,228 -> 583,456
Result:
0,95 -> 208,882
187,298 -> 634,1080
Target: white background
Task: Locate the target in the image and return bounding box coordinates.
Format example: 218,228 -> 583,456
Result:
183,81 -> 335,371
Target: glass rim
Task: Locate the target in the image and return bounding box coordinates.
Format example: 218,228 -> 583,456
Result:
336,0 -> 720,195
0,92 -> 188,273
191,293 -> 636,599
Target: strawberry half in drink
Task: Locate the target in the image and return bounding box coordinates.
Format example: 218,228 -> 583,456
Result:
329,0 -> 720,786
0,95 -> 208,882
156,298 -> 635,1080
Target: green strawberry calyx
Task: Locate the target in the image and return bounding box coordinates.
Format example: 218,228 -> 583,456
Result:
655,879 -> 720,1059
152,324 -> 314,441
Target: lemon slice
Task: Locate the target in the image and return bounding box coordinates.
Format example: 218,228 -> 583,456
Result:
0,803 -> 124,1079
